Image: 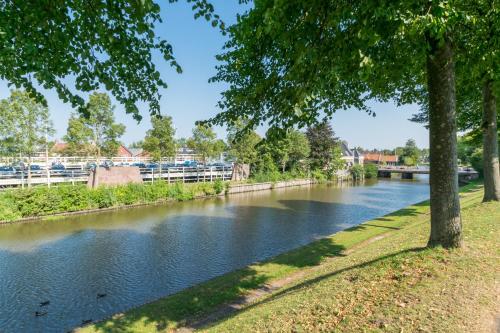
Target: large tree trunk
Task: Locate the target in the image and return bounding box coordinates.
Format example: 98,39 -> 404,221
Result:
482,80 -> 500,201
426,35 -> 462,248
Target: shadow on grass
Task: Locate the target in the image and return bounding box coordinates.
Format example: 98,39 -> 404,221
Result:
197,246 -> 428,331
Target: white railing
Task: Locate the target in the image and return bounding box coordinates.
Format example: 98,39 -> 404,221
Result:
0,166 -> 233,189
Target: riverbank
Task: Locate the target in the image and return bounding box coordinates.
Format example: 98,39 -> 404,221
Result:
0,179 -> 314,224
80,182 -> 499,333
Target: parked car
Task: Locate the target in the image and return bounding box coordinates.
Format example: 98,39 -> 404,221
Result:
100,160 -> 114,168
145,163 -> 159,169
85,162 -> 97,170
209,162 -> 231,169
182,161 -> 198,168
161,163 -> 176,169
28,165 -> 43,175
0,166 -> 17,177
131,162 -> 147,169
50,164 -> 66,176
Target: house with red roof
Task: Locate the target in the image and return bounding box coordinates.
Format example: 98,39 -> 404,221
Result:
363,153 -> 399,166
116,145 -> 133,158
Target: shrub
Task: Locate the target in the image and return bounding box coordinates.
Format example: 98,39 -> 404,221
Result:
311,169 -> 327,183
213,179 -> 225,194
0,170 -> 308,222
0,194 -> 22,222
350,165 -> 364,180
364,164 -> 378,179
91,187 -> 117,208
470,148 -> 483,177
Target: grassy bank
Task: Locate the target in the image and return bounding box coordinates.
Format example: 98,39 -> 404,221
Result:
80,182 -> 499,333
0,180 -> 227,222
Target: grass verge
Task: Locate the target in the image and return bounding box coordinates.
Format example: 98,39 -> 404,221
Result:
80,182 -> 499,333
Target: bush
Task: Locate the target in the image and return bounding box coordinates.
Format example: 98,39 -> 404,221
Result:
350,165 -> 364,180
0,180 -> 220,222
0,170 -> 309,222
92,187 -> 117,208
470,148 -> 483,177
364,164 -> 378,179
0,195 -> 22,222
213,179 -> 225,194
311,169 -> 327,183
251,170 -> 283,183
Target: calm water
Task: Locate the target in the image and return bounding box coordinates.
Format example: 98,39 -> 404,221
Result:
0,178 -> 429,332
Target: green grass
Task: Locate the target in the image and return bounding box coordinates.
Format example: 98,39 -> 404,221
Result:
80,183 -> 499,333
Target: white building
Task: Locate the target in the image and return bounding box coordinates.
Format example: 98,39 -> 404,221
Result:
340,141 -> 364,167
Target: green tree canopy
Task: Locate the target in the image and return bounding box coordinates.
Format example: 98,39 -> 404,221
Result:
0,0 -> 223,120
187,124 -> 224,164
128,141 -> 144,149
226,120 -> 261,165
63,92 -> 125,159
143,115 -> 176,162
262,129 -> 310,172
0,90 -> 54,185
62,115 -> 93,157
85,92 -> 125,158
306,122 -> 338,171
205,0 -> 483,248
400,139 -> 420,166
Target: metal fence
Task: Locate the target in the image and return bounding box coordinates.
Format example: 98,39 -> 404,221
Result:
0,166 -> 233,189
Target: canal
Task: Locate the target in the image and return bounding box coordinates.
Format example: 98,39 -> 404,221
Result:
0,177 -> 429,332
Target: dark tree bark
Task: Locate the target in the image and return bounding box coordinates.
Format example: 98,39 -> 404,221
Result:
482,80 -> 500,202
426,35 -> 462,248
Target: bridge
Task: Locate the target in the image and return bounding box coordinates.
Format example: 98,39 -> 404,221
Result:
377,166 -> 479,183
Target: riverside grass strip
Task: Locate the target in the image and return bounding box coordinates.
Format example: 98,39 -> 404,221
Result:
81,182 -> 499,333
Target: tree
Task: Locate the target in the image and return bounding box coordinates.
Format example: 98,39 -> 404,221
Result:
457,1 -> 499,202
0,90 -> 54,186
176,138 -> 188,148
63,92 -> 125,161
0,1 -> 223,120
143,115 -> 176,177
206,1 -> 474,248
286,130 -> 310,171
187,125 -> 224,164
62,115 -> 93,157
328,145 -> 345,175
400,139 -> 420,166
129,141 -> 144,149
227,121 -> 261,165
457,133 -> 480,166
481,82 -> 500,201
261,129 -> 310,173
306,122 -> 338,171
410,2 -> 500,202
457,130 -> 499,176
84,93 -> 126,160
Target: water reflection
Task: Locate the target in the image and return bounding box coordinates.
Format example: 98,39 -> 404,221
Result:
0,177 -> 429,332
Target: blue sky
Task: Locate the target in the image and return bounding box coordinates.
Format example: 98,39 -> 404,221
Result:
0,1 -> 428,150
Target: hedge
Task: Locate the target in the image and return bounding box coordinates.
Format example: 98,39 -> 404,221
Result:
0,179 -> 227,223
